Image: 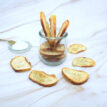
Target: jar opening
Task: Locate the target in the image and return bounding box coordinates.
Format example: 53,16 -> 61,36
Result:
39,30 -> 68,40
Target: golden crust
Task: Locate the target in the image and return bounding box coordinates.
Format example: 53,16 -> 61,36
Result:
68,44 -> 87,54
40,12 -> 51,37
49,15 -> 56,37
29,70 -> 58,87
49,15 -> 56,47
54,20 -> 69,48
62,67 -> 89,85
10,56 -> 31,72
57,20 -> 69,37
72,57 -> 96,67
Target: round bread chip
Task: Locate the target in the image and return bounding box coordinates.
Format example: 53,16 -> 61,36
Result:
40,49 -> 64,57
72,57 -> 96,67
62,67 -> 89,85
29,70 -> 58,87
68,44 -> 87,54
10,56 -> 31,72
42,54 -> 65,61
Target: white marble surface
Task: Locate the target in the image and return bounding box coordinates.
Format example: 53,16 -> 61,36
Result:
0,0 -> 107,107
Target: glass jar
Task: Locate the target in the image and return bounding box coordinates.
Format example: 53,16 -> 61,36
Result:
39,30 -> 68,66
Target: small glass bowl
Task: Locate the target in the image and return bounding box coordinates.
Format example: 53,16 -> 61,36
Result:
8,41 -> 32,54
39,30 -> 68,66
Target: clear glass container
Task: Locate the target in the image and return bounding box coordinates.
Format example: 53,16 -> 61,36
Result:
8,41 -> 32,54
39,30 -> 68,66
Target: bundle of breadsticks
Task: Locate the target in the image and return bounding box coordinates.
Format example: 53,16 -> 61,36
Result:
40,12 -> 69,62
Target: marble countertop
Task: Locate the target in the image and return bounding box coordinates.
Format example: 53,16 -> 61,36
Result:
0,0 -> 107,107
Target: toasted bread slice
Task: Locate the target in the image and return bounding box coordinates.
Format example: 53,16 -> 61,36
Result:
68,44 -> 87,54
29,70 -> 58,87
40,41 -> 51,50
40,48 -> 64,56
62,67 -> 89,84
72,57 -> 96,67
40,42 -> 65,52
49,15 -> 56,37
40,12 -> 51,37
57,20 -> 69,37
40,12 -> 54,48
10,56 -> 31,72
54,20 -> 69,48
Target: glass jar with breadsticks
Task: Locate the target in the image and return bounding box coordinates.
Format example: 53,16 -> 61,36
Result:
39,12 -> 69,66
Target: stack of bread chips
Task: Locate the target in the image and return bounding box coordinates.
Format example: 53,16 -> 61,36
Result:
10,56 -> 95,86
40,12 -> 69,62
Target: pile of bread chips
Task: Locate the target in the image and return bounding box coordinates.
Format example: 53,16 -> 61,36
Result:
9,12 -> 96,87
40,12 -> 69,62
10,53 -> 95,87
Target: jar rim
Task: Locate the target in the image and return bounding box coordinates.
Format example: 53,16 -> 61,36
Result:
39,30 -> 68,40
